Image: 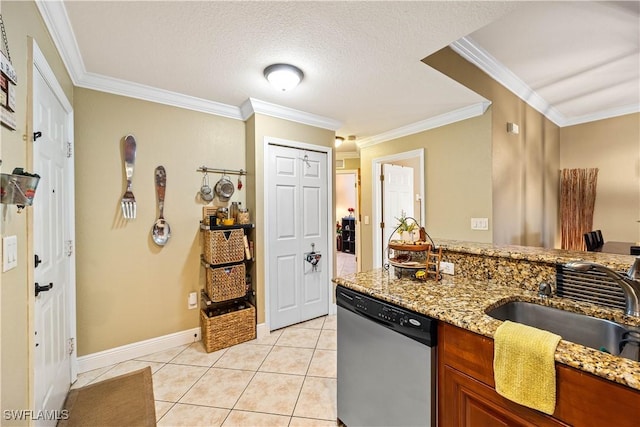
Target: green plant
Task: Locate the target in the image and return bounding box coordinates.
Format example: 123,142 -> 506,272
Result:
395,213 -> 416,234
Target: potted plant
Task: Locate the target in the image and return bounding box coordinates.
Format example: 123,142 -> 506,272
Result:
395,213 -> 416,242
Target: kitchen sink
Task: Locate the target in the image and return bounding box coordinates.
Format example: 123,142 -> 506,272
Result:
486,301 -> 640,362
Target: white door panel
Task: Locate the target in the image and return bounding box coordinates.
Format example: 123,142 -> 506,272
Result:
269,144 -> 328,330
382,164 -> 414,265
33,59 -> 74,426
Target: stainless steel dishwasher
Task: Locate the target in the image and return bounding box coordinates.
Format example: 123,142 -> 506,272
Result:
336,285 -> 437,427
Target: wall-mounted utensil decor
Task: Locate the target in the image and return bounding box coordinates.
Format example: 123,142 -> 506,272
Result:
214,174 -> 235,202
120,135 -> 137,219
200,172 -> 214,202
152,166 -> 171,246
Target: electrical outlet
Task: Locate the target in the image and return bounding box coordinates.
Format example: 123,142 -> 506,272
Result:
188,292 -> 198,310
440,261 -> 455,275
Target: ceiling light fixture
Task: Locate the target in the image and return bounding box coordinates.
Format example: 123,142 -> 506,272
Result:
264,63 -> 304,92
335,136 -> 344,147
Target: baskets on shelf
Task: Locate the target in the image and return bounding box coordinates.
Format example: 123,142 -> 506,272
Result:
200,302 -> 256,353
205,263 -> 247,302
203,228 -> 245,265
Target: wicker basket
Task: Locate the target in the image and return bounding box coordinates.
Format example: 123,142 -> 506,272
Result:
203,228 -> 245,265
200,303 -> 255,352
205,263 -> 246,302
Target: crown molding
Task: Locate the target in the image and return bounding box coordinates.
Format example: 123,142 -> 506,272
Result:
450,36 -> 640,127
561,103 -> 640,127
79,72 -> 243,119
357,101 -> 491,149
241,98 -> 342,131
35,0 -> 86,83
450,36 -> 566,126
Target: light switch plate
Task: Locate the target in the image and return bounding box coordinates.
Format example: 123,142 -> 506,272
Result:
3,235 -> 18,272
471,218 -> 489,230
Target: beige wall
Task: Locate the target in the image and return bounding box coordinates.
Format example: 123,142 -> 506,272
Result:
74,88 -> 246,355
359,113 -> 493,271
342,157 -> 360,170
424,47 -> 560,248
245,114 -> 334,324
1,0 -> 74,418
560,113 -> 640,242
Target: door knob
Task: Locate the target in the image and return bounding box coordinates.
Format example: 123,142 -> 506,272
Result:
35,282 -> 53,297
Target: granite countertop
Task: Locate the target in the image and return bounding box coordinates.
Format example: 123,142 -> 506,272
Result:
332,265 -> 640,391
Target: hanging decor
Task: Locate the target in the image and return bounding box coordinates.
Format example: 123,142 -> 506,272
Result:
0,14 -> 17,131
560,168 -> 599,251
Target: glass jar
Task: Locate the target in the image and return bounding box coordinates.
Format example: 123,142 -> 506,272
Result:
216,207 -> 229,222
237,208 -> 250,224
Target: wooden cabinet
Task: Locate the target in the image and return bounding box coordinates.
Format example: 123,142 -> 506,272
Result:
341,217 -> 356,253
438,323 -> 640,427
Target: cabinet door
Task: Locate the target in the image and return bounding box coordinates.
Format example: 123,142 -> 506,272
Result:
440,364 -> 568,427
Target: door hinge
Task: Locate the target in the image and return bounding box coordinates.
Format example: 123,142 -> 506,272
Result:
66,142 -> 72,158
380,222 -> 384,229
65,240 -> 73,257
380,174 -> 384,181
68,337 -> 75,355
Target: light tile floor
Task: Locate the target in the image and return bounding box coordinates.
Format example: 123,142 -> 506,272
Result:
73,315 -> 338,427
336,251 -> 356,277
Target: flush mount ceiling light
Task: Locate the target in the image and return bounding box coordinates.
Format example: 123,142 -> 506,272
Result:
335,136 -> 344,147
264,63 -> 304,92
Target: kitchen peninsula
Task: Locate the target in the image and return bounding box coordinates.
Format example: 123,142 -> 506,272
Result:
333,240 -> 640,426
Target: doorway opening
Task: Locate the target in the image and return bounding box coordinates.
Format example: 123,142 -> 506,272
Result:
336,170 -> 359,276
372,149 -> 425,268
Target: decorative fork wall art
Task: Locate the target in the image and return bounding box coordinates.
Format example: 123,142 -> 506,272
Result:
120,134 -> 137,219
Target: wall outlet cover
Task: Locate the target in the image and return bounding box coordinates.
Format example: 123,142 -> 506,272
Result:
440,261 -> 454,275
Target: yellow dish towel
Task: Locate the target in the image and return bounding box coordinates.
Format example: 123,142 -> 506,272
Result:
493,320 -> 562,415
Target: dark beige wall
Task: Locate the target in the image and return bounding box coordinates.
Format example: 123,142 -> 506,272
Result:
359,113 -> 493,271
424,47 -> 560,248
74,88 -> 246,355
560,113 -> 640,242
1,0 -> 73,418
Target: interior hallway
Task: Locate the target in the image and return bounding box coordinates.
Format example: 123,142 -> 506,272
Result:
336,251 -> 356,277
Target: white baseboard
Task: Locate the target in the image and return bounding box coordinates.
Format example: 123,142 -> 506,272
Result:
77,327 -> 200,373
77,323 -> 270,373
256,322 -> 269,339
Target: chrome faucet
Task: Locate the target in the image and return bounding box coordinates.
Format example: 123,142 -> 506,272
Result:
565,257 -> 640,317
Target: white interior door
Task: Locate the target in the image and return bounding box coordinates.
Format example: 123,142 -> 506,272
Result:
33,52 -> 75,424
268,145 -> 329,330
382,164 -> 414,264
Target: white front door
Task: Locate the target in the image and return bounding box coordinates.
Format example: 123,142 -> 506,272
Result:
268,144 -> 329,330
382,163 -> 414,265
33,51 -> 75,424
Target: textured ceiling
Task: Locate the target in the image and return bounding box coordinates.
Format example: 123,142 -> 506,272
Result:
52,1 -> 639,153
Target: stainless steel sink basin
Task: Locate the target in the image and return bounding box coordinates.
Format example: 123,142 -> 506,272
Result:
486,301 -> 640,362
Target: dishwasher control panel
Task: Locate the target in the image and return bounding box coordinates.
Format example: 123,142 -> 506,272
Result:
336,285 -> 437,346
